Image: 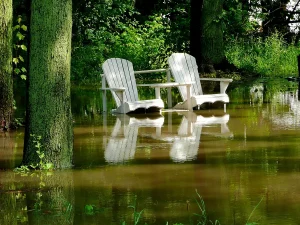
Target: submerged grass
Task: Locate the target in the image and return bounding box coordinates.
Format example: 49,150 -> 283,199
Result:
121,191 -> 264,225
225,33 -> 300,78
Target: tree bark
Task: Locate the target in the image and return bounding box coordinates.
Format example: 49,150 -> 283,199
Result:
23,0 -> 73,169
191,0 -> 225,73
0,0 -> 13,129
190,0 -> 204,67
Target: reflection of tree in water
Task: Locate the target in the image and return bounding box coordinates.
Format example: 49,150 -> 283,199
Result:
0,172 -> 19,225
228,78 -> 297,105
0,171 -> 74,225
0,131 -> 24,169
26,172 -> 74,225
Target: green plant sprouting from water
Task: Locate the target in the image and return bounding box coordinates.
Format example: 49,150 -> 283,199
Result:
245,196 -> 264,225
121,196 -> 145,225
14,134 -> 53,173
30,134 -> 53,170
193,190 -> 221,225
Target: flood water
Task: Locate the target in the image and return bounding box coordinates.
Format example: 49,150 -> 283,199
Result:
1,80 -> 300,225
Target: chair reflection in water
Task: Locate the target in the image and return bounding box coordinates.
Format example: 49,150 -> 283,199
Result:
170,111 -> 232,162
104,114 -> 164,163
104,112 -> 231,163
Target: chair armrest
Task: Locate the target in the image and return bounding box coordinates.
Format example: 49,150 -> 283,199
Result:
100,88 -> 125,106
200,78 -> 232,94
100,87 -> 126,92
137,82 -> 193,88
137,82 -> 193,111
200,78 -> 233,82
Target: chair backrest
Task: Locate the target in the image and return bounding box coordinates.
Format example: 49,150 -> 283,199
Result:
102,58 -> 139,107
168,53 -> 203,101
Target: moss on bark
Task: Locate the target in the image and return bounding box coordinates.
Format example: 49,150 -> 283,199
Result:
0,0 -> 13,127
23,0 -> 73,169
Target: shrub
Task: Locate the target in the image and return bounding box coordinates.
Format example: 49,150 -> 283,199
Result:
225,33 -> 300,77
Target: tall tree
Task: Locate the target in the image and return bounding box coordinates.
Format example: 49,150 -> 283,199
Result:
190,0 -> 204,67
262,0 -> 290,35
193,0 -> 225,73
23,0 -> 73,169
0,0 -> 13,129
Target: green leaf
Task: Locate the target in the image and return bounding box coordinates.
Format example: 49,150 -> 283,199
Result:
19,55 -> 24,62
17,17 -> 22,24
21,25 -> 27,31
16,32 -> 25,40
13,25 -> 20,31
14,68 -> 21,74
13,58 -> 19,65
43,163 -> 53,170
20,75 -> 26,80
35,143 -> 41,148
21,67 -> 27,73
84,205 -> 95,215
21,45 -> 27,51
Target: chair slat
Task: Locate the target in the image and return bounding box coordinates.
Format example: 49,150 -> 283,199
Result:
102,58 -> 164,113
168,53 -> 231,110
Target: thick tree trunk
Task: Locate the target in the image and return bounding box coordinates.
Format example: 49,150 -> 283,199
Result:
190,0 -> 204,67
23,0 -> 73,169
0,0 -> 13,129
191,0 -> 225,73
201,0 -> 225,71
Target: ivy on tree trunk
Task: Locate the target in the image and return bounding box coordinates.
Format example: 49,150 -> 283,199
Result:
23,0 -> 73,169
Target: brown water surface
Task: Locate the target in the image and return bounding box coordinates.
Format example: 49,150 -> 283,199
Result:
1,88 -> 300,225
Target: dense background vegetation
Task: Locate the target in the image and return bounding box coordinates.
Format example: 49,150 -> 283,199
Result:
12,0 -> 300,83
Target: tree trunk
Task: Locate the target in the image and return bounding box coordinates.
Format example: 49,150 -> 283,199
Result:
262,0 -> 290,36
23,0 -> 73,169
191,0 -> 225,73
190,0 -> 204,67
202,0 -> 225,72
0,0 -> 13,129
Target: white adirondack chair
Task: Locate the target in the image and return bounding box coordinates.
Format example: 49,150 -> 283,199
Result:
169,112 -> 231,162
102,58 -> 165,114
104,114 -> 164,163
168,53 -> 233,111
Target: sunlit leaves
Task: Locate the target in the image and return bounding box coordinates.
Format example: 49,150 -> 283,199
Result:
13,15 -> 27,80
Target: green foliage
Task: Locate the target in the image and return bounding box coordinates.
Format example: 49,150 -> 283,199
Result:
71,14 -> 171,83
71,0 -> 137,83
225,33 -> 300,77
193,190 -> 221,225
223,0 -> 261,40
109,16 -> 170,70
246,196 -> 264,225
30,134 -> 54,170
14,134 -> 54,172
13,15 -> 27,80
84,204 -> 96,215
121,196 -> 145,225
71,45 -> 105,83
154,0 -> 190,53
